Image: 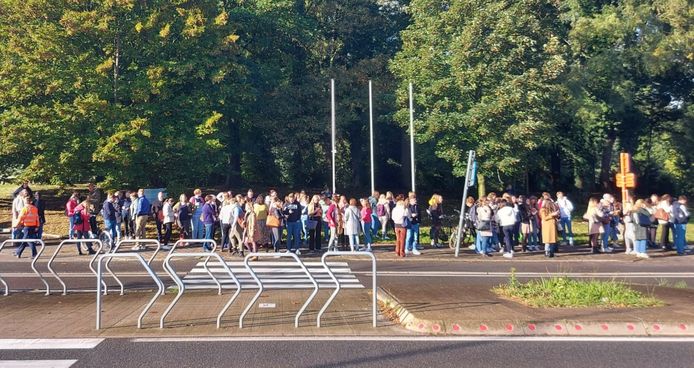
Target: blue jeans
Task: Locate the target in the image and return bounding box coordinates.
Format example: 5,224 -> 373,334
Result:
16,227 -> 38,258
560,217 -> 573,241
405,223 -> 420,251
371,214 -> 380,237
191,210 -> 204,239
68,216 -> 75,239
602,223 -> 612,248
203,223 -> 214,251
362,222 -> 372,245
673,223 -> 687,254
476,234 -> 491,254
36,223 -> 44,240
635,239 -> 647,254
286,221 -> 301,252
300,215 -> 309,241
104,219 -> 117,243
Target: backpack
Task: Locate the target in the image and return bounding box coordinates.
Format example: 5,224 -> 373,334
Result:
376,203 -> 386,217
73,210 -> 83,225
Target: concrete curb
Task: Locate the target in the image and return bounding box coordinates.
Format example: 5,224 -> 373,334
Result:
376,287 -> 694,336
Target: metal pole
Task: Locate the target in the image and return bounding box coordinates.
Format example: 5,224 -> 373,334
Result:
331,78 -> 336,194
369,80 -> 375,194
409,82 -> 415,192
455,150 -> 475,257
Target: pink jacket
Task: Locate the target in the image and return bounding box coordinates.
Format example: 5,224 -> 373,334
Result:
72,205 -> 91,233
66,198 -> 78,216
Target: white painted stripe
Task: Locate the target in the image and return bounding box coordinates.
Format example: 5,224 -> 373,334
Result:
0,339 -> 104,350
197,262 -> 349,267
354,271 -> 694,278
0,360 -> 77,368
183,284 -> 365,290
131,336 -> 694,343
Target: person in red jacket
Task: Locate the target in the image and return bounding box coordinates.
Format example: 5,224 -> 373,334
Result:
14,197 -> 40,258
73,201 -> 96,255
325,195 -> 338,252
65,192 -> 80,239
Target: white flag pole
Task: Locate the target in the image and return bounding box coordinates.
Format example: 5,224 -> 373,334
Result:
409,82 -> 415,193
369,80 -> 375,194
331,78 -> 336,195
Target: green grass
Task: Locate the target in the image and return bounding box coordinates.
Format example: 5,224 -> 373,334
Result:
493,269 -> 664,308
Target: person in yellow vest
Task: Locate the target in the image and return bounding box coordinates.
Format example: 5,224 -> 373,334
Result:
14,196 -> 40,258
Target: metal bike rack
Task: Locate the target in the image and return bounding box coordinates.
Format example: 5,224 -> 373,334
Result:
318,251 -> 377,328
239,252 -> 319,328
105,239 -> 161,295
159,252 -> 240,329
46,239 -> 107,295
96,253 -> 164,329
163,239 -> 220,295
0,239 -> 50,295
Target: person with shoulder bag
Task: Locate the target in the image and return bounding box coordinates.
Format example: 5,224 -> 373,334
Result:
632,199 -> 654,258
672,196 -> 690,255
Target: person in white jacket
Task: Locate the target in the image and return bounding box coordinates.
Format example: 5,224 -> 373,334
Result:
495,199 -> 517,259
556,192 -> 574,246
161,197 -> 175,249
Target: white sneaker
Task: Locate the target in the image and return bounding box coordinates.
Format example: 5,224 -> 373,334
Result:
405,249 -> 411,255
498,248 -> 504,254
131,245 -> 140,251
296,249 -> 301,256
161,245 -> 172,251
601,247 -> 613,253
366,245 -> 372,252
468,244 -> 476,250
636,252 -> 650,259
502,252 -> 513,259
412,249 -> 421,256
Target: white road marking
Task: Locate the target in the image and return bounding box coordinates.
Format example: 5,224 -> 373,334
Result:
0,360 -> 77,368
354,271 -> 694,278
0,339 -> 104,350
131,336 -> 694,343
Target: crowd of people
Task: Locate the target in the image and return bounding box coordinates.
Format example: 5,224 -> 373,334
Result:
7,181 -> 691,260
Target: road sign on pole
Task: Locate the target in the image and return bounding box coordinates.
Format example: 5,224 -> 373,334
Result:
616,152 -> 636,205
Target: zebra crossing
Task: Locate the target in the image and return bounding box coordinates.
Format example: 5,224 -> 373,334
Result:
0,339 -> 103,368
181,261 -> 365,290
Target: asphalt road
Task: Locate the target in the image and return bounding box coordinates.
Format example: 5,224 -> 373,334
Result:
1,338 -> 693,368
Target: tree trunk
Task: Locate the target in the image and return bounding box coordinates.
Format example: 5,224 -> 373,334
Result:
225,118 -> 241,186
477,175 -> 486,199
599,136 -> 616,192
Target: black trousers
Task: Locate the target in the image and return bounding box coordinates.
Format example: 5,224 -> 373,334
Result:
309,218 -> 322,250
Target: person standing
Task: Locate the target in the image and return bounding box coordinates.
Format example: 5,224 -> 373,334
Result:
86,183 -> 101,237
584,198 -> 603,254
405,195 -> 421,255
244,201 -> 259,255
475,198 -> 494,257
672,196 -> 690,256
325,196 -> 339,252
133,189 -> 151,250
299,193 -> 310,246
496,199 -> 516,259
655,195 -> 673,251
632,200 -> 654,258
253,196 -> 270,249
267,197 -> 284,253
376,195 -> 389,240
121,191 -> 133,239
556,192 -> 574,246
428,195 -> 443,248
308,195 -> 323,252
174,194 -> 191,240
391,198 -> 410,257
229,196 -> 246,255
368,191 -> 380,238
11,189 -> 28,240
201,195 -> 217,251
189,189 -> 205,239
343,199 -> 361,251
72,201 -> 96,255
65,192 -> 80,239
539,199 -> 560,258
622,196 -> 636,255
13,196 -> 40,258
219,194 -> 233,251
162,197 -> 175,249
646,194 -> 659,248
359,198 -> 373,252
13,181 -> 33,198
283,193 -> 302,255
102,193 -> 117,244
151,192 -> 165,243
113,192 -> 123,241
33,192 -> 46,240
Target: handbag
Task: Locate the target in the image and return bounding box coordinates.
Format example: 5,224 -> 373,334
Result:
266,214 -> 280,228
654,208 -> 669,221
402,216 -> 411,229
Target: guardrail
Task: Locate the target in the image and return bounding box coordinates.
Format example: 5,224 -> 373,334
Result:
318,251 -> 377,328
239,252 -> 319,328
46,239 -> 106,295
96,253 -> 164,329
0,239 -> 50,295
159,252 -> 241,329
105,239 -> 161,295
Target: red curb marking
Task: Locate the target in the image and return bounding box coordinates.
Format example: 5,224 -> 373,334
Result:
601,324 -> 609,331
480,324 -> 488,332
679,324 -> 687,331
627,324 -> 635,331
432,324 -> 441,331
506,324 -> 514,332
575,325 -> 583,331
418,323 -> 425,330
452,324 -> 461,332
653,324 -> 661,331
528,324 -> 536,331
554,324 -> 563,331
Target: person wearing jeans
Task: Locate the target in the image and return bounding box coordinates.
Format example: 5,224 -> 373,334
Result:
133,189 -> 151,250
189,189 -> 205,239
556,192 -> 574,245
14,196 -> 40,258
344,199 -> 361,251
672,196 -> 690,255
283,194 -> 302,254
632,199 -> 654,258
496,199 -> 516,259
405,196 -> 421,255
475,198 -> 493,257
201,195 -> 217,251
102,193 -> 117,245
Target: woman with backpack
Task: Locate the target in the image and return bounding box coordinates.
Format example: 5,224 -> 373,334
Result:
65,192 -> 80,239
72,200 -> 96,255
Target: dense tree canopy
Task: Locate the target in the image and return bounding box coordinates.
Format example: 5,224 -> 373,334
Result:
0,0 -> 691,197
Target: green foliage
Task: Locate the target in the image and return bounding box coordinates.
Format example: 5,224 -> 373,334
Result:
493,276 -> 664,308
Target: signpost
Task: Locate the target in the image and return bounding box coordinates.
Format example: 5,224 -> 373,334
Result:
455,150 -> 476,257
615,152 -> 636,204
369,80 -> 375,194
409,82 -> 416,193
331,79 -> 336,195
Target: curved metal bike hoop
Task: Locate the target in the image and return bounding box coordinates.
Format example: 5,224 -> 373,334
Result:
0,239 -> 50,295
163,239 -> 219,294
96,253 -> 164,329
159,252 -> 240,329
318,251 -> 377,328
239,252 -> 319,329
47,239 -> 105,295
106,239 -> 162,295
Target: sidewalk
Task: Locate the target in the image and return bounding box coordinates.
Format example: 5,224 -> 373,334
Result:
377,278 -> 694,336
0,288 -> 403,338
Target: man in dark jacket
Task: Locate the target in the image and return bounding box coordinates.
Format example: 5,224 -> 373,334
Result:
102,193 -> 117,243
283,193 -> 302,254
